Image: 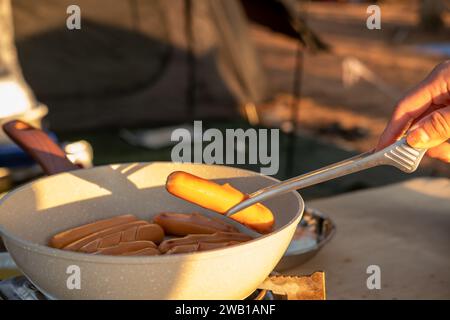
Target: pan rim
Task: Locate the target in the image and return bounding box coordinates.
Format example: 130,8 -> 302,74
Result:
0,162 -> 304,264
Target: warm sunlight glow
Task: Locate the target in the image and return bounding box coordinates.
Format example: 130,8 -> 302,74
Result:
33,173 -> 111,211
0,80 -> 31,117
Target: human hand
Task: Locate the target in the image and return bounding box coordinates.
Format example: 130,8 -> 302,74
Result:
377,61 -> 450,163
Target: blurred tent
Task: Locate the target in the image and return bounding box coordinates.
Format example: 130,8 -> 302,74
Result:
0,0 -> 46,146
420,0 -> 447,31
6,0 -> 270,131
241,0 -> 328,52
0,0 -> 36,113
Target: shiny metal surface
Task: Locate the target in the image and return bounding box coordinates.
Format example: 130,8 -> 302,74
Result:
276,207 -> 336,271
227,138 -> 427,216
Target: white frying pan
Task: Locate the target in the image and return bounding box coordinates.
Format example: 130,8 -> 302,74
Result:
0,121 -> 303,299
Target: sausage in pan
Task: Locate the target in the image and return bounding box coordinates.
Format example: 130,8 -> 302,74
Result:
159,232 -> 252,253
93,241 -> 158,255
166,171 -> 275,233
165,240 -> 241,254
75,223 -> 165,253
153,212 -> 238,236
49,214 -> 138,249
121,247 -> 161,256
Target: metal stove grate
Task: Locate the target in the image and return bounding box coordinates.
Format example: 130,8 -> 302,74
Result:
0,276 -> 277,300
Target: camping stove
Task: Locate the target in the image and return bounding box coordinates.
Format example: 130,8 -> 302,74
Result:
0,272 -> 325,300
0,208 -> 329,300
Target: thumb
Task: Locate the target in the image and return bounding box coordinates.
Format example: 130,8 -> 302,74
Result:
407,106 -> 450,149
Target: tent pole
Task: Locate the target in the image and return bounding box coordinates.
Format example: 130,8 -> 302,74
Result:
185,0 -> 196,120
285,40 -> 303,177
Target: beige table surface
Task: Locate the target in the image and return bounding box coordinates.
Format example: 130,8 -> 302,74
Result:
289,177 -> 450,299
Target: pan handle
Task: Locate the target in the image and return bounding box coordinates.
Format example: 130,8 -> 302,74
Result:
2,120 -> 80,175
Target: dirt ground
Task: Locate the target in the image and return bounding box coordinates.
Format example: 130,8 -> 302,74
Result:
252,0 -> 450,176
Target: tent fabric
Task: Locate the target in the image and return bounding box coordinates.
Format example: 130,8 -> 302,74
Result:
0,0 -> 18,75
4,0 -> 270,131
0,0 -> 36,108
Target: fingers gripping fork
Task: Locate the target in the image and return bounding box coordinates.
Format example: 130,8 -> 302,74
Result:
226,138 -> 427,216
382,139 -> 427,173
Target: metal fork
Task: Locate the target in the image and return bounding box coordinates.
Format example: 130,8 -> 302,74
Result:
226,138 -> 427,216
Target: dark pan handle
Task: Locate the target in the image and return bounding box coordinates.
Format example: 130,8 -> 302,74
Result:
2,120 -> 80,175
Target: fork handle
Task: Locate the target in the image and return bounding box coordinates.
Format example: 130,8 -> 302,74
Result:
227,151 -> 378,215
226,138 -> 426,215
